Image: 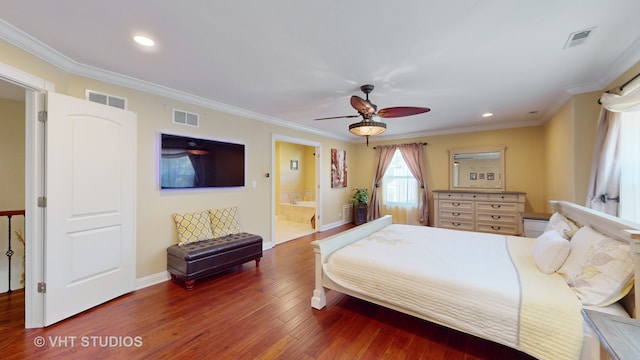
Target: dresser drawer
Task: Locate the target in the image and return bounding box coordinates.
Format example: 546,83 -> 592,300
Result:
432,190 -> 526,236
436,192 -> 463,200
461,193 -> 489,201
488,193 -> 521,202
438,220 -> 474,231
439,210 -> 474,221
438,200 -> 473,210
476,223 -> 518,235
476,202 -> 519,213
476,212 -> 518,224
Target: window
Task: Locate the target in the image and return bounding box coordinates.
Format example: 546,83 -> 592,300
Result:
619,111 -> 640,223
161,153 -> 195,188
382,149 -> 418,206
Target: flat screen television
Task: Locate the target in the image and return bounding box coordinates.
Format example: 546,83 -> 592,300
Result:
160,133 -> 245,188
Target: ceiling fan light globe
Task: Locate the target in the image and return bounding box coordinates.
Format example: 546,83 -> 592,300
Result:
349,121 -> 386,136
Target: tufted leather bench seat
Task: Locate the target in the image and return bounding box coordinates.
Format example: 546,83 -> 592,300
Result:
167,232 -> 263,290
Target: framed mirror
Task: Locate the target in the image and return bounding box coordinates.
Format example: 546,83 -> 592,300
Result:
450,146 -> 505,191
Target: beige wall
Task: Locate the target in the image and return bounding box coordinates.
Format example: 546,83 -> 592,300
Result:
0,39 -> 358,278
2,34 -> 639,280
274,141 -> 317,216
543,99 -> 576,208
0,98 -> 26,290
542,60 -> 640,212
276,142 -> 314,193
542,91 -> 601,211
351,126 -> 547,224
0,98 -> 25,211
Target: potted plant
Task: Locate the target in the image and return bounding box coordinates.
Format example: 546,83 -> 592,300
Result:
351,188 -> 369,225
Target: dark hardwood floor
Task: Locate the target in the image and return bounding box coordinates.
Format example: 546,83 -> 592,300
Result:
0,224 -> 535,359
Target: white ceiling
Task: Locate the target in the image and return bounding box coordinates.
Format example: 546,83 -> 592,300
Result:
1,1 -> 640,141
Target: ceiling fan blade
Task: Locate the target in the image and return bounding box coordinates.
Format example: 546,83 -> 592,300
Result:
350,95 -> 376,114
314,114 -> 360,120
377,106 -> 431,118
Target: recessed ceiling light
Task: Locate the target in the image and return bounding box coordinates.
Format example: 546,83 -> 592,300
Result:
133,35 -> 155,47
482,112 -> 494,118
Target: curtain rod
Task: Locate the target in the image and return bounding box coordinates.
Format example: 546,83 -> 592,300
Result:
620,71 -> 640,91
372,142 -> 427,149
598,71 -> 640,104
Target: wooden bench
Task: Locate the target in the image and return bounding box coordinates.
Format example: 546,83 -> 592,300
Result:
167,232 -> 263,290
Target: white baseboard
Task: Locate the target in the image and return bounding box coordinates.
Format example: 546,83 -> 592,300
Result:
135,271 -> 170,290
320,219 -> 351,231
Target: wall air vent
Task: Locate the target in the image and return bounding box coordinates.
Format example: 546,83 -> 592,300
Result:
563,27 -> 596,49
86,90 -> 127,109
173,109 -> 200,127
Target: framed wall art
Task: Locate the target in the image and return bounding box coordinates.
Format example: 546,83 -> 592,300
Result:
331,149 -> 347,188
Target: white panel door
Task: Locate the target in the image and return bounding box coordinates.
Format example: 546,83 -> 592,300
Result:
44,92 -> 136,326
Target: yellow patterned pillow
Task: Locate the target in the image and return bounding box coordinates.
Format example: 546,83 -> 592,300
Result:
173,210 -> 214,246
209,207 -> 241,238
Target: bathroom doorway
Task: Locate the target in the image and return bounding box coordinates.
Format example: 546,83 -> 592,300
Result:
272,135 -> 321,245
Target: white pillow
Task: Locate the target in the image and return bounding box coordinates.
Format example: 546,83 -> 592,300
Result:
557,226 -> 634,306
544,212 -> 580,239
533,230 -> 571,273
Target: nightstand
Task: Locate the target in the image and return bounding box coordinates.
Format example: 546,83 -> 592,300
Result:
582,309 -> 640,360
520,212 -> 551,238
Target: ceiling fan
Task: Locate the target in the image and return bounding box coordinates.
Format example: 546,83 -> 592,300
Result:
315,84 -> 431,144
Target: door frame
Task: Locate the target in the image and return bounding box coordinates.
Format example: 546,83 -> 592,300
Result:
271,134 -> 322,247
1,62 -> 55,328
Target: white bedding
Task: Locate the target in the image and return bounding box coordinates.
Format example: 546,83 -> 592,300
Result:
324,224 -> 584,360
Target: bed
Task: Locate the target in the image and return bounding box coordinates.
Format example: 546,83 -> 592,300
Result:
311,201 -> 640,360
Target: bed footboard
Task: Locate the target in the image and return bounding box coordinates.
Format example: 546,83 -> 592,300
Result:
311,215 -> 392,309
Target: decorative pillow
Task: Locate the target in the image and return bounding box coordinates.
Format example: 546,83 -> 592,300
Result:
557,226 -> 634,306
173,210 -> 214,246
533,230 -> 571,273
209,207 -> 241,238
544,212 -> 580,239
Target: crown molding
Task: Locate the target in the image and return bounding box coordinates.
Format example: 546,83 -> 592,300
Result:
368,118 -> 544,142
0,19 -> 75,72
0,19 -> 350,142
598,35 -> 640,89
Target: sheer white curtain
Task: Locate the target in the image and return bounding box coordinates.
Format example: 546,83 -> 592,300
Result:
585,110 -> 621,215
371,143 -> 429,225
587,76 -> 640,216
380,149 -> 420,224
620,112 -> 640,222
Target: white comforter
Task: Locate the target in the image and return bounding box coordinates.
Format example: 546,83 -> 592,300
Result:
324,224 -> 584,360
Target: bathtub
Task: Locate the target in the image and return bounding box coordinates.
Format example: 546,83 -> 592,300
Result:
279,201 -> 316,224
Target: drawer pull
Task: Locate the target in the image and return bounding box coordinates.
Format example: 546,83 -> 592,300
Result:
491,215 -> 501,219
491,204 -> 501,209
451,202 -> 460,206
452,222 -> 461,226
452,212 -> 460,216
491,226 -> 502,230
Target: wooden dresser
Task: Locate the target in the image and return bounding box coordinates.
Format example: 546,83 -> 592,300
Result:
432,190 -> 526,236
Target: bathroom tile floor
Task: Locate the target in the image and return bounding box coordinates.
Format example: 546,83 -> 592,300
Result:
275,219 -> 315,244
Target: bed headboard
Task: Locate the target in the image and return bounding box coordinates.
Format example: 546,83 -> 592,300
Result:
550,200 -> 640,319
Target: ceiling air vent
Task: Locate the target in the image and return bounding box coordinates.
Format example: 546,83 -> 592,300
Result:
563,27 -> 596,49
173,109 -> 200,127
86,90 -> 127,109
